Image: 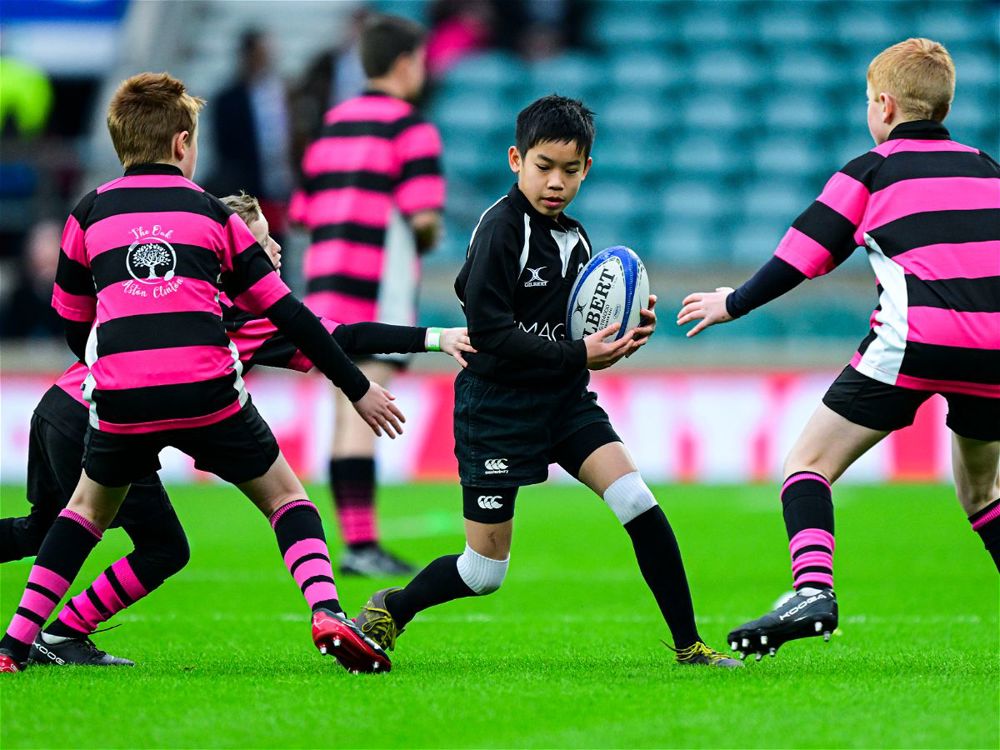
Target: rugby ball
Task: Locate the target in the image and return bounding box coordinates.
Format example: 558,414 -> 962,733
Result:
566,246 -> 649,341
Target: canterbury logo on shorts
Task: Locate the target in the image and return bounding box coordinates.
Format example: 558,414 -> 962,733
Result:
484,458 -> 508,474
477,495 -> 503,510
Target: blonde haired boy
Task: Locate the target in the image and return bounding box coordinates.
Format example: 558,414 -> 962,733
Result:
678,38 -> 1000,659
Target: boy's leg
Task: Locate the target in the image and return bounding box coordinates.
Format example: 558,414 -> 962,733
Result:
330,360 -> 413,576
235,450 -> 390,672
37,479 -> 189,666
729,401 -> 890,659
561,434 -> 737,667
355,487 -> 516,650
952,434 -> 1000,570
0,472 -> 128,670
574,442 -> 700,648
174,403 -> 389,673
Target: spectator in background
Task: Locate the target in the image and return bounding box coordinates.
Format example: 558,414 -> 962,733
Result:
290,14 -> 445,577
494,0 -> 588,62
207,29 -> 293,240
291,7 -> 371,177
425,0 -> 495,79
0,219 -> 62,339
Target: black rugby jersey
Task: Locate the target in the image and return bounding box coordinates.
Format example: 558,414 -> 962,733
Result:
455,184 -> 591,387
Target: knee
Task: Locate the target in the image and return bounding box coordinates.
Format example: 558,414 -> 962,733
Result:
603,471 -> 657,525
136,525 -> 191,579
456,543 -> 508,595
955,475 -> 1000,513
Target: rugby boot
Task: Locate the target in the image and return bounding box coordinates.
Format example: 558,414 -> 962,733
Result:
312,607 -> 390,674
354,587 -> 404,651
668,641 -> 744,668
0,648 -> 26,672
29,633 -> 134,666
728,587 -> 838,660
340,546 -> 416,577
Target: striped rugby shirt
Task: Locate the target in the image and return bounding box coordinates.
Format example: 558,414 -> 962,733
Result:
51,163 -> 367,435
727,120 -> 1000,398
38,307 -> 427,443
290,89 -> 445,325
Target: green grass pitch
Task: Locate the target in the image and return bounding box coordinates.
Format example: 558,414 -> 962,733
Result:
1,482 -> 997,749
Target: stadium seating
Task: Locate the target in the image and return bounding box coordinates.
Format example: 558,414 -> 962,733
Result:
391,0 -> 999,336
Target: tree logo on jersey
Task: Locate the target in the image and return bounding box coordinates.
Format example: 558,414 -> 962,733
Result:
124,225 -> 183,298
524,266 -> 549,288
128,239 -> 176,283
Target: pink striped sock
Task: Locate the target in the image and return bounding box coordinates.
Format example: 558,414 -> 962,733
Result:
271,500 -> 340,612
330,458 -> 377,546
789,528 -> 835,589
55,557 -> 149,636
1,510 -> 102,654
781,472 -> 835,590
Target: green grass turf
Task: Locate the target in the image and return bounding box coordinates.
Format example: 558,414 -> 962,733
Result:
1,482 -> 997,749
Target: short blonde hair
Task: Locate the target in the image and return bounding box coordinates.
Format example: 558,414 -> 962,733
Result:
107,72 -> 205,168
220,192 -> 263,226
867,38 -> 955,122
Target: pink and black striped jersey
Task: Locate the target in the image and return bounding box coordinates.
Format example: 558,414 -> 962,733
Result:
52,163 -> 292,434
289,90 -> 445,325
732,120 -> 999,398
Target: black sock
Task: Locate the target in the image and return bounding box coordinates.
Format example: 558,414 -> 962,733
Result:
0,511 -> 101,660
624,506 -> 701,650
969,499 -> 1000,572
781,472 -> 835,591
329,457 -> 378,548
385,554 -> 475,628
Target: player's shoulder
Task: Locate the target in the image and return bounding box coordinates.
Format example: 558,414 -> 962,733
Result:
200,190 -> 241,226
69,188 -> 100,227
474,195 -> 522,241
837,149 -> 887,186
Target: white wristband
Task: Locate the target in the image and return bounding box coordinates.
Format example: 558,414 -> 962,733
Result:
425,327 -> 443,352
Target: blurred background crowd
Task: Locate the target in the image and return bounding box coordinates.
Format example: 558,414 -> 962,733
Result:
1,0 -> 998,365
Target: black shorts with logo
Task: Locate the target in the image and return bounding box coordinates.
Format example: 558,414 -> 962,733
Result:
453,369 -> 621,490
823,366 -> 1000,441
82,401 -> 280,487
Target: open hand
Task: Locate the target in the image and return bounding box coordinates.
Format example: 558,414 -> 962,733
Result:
352,382 -> 406,438
440,327 -> 476,368
676,287 -> 734,338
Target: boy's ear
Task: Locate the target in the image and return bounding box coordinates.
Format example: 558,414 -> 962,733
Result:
508,146 -> 522,174
172,130 -> 191,161
581,156 -> 593,180
879,93 -> 896,124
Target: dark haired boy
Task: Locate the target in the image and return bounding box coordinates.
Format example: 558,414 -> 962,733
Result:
355,95 -> 739,668
290,13 -> 445,576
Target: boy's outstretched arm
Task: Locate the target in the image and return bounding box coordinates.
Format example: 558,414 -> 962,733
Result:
219,213 -> 405,438
677,152 -> 878,337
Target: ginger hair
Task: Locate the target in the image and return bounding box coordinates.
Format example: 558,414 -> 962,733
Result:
867,38 -> 955,121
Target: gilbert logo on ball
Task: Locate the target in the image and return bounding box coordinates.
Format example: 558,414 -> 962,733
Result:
566,246 -> 648,341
